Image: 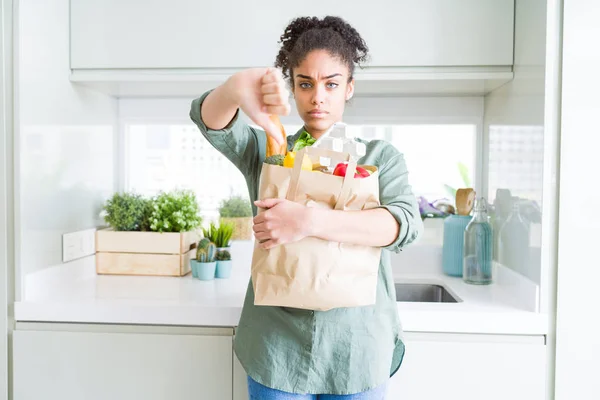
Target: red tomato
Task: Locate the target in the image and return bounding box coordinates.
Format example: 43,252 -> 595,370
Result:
333,162 -> 370,178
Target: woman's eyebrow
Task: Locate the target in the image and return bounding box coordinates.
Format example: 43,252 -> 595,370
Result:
296,73 -> 343,80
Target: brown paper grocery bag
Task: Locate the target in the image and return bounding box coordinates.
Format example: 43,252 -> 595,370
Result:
251,146 -> 382,311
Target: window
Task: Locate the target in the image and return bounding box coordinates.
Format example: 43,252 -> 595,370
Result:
343,124 -> 476,201
125,124 -> 248,222
124,122 -> 476,222
488,125 -> 544,205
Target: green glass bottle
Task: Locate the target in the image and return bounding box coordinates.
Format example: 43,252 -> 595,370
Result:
463,197 -> 494,285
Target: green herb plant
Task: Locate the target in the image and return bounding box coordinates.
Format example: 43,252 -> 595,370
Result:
218,196 -> 252,218
148,189 -> 202,233
102,192 -> 150,231
203,221 -> 234,248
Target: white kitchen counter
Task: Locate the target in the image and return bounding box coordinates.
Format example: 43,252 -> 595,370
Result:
14,242 -> 548,336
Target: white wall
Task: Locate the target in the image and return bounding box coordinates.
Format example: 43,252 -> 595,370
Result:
483,0 -> 547,285
554,1 -> 600,399
1,1 -> 14,398
16,0 -> 117,295
119,95 -> 483,125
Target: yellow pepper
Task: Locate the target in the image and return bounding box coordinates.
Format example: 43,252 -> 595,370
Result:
284,151 -> 312,171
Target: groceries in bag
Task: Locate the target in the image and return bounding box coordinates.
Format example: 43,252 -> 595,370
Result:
250,116 -> 382,311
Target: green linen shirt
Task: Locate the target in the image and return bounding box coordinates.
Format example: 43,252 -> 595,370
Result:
190,91 -> 423,395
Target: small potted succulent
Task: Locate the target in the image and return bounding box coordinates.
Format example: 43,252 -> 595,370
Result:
218,195 -> 253,240
191,238 -> 217,280
203,221 -> 234,253
215,249 -> 232,279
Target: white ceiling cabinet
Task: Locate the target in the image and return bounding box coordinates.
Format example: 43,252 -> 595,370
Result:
70,0 -> 514,70
68,0 -> 515,97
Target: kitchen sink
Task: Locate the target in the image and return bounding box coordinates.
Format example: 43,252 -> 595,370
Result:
394,283 -> 461,303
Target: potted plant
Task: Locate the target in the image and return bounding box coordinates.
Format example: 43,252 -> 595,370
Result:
215,249 -> 232,278
218,195 -> 253,240
190,238 -> 217,280
202,221 -> 234,252
96,189 -> 202,277
102,192 -> 150,231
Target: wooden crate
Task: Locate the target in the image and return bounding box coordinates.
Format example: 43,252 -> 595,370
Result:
220,217 -> 253,241
95,228 -> 201,276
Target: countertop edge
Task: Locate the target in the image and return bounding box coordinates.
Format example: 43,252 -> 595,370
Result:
14,301 -> 549,336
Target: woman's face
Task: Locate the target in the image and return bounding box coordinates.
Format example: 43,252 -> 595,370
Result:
291,49 -> 355,139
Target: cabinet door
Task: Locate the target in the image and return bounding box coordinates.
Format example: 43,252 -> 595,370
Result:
388,333 -> 546,400
233,345 -> 249,400
70,0 -> 514,70
13,329 -> 233,400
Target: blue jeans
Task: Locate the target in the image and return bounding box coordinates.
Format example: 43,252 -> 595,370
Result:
247,376 -> 389,399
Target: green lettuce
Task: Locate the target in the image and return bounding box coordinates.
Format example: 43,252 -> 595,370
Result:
292,131 -> 316,152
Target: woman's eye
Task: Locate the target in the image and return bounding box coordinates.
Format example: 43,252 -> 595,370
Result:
299,82 -> 312,89
326,82 -> 339,89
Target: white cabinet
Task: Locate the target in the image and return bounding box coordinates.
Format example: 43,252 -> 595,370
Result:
388,333 -> 546,400
12,325 -> 546,399
233,345 -> 249,400
229,331 -> 546,399
70,0 -> 514,70
13,325 -> 233,400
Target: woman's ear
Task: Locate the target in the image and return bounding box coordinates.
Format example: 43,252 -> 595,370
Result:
346,79 -> 355,101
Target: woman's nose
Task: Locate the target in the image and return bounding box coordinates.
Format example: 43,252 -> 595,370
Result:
311,85 -> 326,105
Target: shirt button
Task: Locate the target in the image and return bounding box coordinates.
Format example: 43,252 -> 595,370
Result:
305,345 -> 311,351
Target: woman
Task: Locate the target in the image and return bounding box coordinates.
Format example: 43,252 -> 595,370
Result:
190,16 -> 422,399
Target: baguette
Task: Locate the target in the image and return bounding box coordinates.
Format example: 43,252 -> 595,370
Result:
266,115 -> 288,157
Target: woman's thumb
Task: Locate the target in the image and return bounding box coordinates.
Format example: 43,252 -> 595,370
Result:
255,198 -> 284,209
253,114 -> 283,146
263,67 -> 282,81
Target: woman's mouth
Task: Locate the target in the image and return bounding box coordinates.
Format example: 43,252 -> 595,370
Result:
308,110 -> 328,118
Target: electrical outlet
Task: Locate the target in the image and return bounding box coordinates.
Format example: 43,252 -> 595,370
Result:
62,228 -> 97,262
